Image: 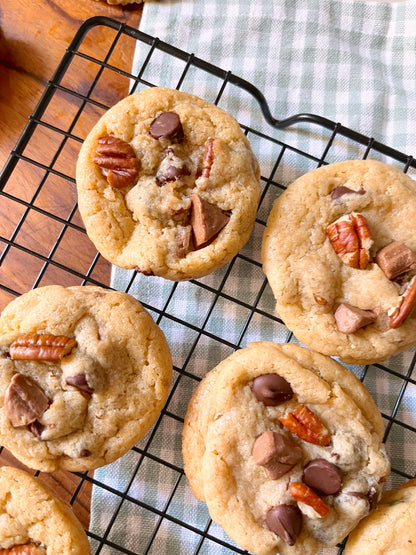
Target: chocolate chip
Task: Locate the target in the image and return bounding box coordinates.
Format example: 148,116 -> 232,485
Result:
80,449 -> 91,457
156,148 -> 190,184
190,194 -> 230,248
265,504 -> 302,546
4,373 -> 50,427
331,186 -> 366,201
149,112 -> 183,140
66,373 -> 94,395
303,458 -> 342,495
252,431 -> 302,480
251,373 -> 293,406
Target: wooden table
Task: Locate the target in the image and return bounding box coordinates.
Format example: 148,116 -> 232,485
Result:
0,0 -> 143,532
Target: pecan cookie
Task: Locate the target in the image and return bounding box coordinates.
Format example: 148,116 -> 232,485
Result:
76,87 -> 261,281
0,465 -> 90,554
262,160 -> 416,365
0,285 -> 172,472
345,478 -> 416,554
183,341 -> 390,555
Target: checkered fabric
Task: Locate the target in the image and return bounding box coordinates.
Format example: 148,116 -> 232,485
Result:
90,1 -> 416,554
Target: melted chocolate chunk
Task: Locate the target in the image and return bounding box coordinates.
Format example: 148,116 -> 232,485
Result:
331,186 -> 366,201
303,458 -> 342,495
149,112 -> 183,140
251,373 -> 293,406
27,420 -> 44,439
66,373 -> 94,395
4,373 -> 49,427
265,504 -> 302,546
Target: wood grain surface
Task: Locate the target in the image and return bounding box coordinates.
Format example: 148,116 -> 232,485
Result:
0,0 -> 144,533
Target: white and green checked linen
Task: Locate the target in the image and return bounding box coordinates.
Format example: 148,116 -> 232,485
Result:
90,1 -> 416,554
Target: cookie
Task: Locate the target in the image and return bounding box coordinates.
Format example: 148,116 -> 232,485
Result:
262,159 -> 416,365
0,285 -> 172,472
0,465 -> 90,554
345,478 -> 416,554
183,341 -> 390,555
76,87 -> 261,281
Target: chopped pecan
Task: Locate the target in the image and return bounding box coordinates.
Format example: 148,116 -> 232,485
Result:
279,405 -> 331,446
0,545 -> 47,555
289,482 -> 330,518
313,294 -> 327,305
334,303 -> 378,334
201,137 -> 215,178
327,212 -> 373,269
375,241 -> 416,280
4,373 -> 49,427
389,275 -> 416,328
10,333 -> 76,362
190,194 -> 230,248
93,136 -> 139,189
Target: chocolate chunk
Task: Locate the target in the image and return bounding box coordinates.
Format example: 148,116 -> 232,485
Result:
190,194 -> 230,248
331,186 -> 366,201
265,504 -> 302,546
367,485 -> 379,510
27,420 -> 44,439
66,373 -> 94,395
375,241 -> 416,280
334,303 -> 378,334
149,112 -> 183,140
176,226 -> 192,258
4,373 -> 50,427
252,431 -> 302,480
251,373 -> 293,406
303,458 -> 342,495
156,148 -> 191,184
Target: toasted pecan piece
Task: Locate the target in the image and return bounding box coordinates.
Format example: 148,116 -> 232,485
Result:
279,405 -> 331,446
93,136 -> 139,189
289,482 -> 330,517
10,333 -> 76,362
327,212 -> 373,269
389,275 -> 416,329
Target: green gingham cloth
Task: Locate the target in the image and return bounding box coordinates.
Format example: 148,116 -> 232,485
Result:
90,1 -> 416,553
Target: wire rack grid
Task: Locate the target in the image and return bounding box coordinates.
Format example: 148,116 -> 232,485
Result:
0,16 -> 416,555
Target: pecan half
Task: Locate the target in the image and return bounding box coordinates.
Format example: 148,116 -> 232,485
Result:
289,482 -> 330,518
10,333 -> 76,362
0,545 -> 47,555
327,212 -> 373,269
93,136 -> 139,189
389,275 -> 416,328
279,405 -> 331,446
201,137 -> 215,178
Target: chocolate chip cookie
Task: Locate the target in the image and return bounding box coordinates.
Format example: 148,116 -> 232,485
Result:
262,160 -> 416,365
345,478 -> 416,554
0,465 -> 91,554
76,87 -> 261,281
0,285 -> 172,472
182,341 -> 390,555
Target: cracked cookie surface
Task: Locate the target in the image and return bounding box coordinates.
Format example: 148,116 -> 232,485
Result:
262,160 -> 416,365
0,285 -> 172,472
76,87 -> 261,281
183,341 -> 390,555
0,465 -> 91,554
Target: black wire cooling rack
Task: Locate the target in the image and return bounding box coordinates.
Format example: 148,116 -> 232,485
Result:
1,16 -> 416,555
